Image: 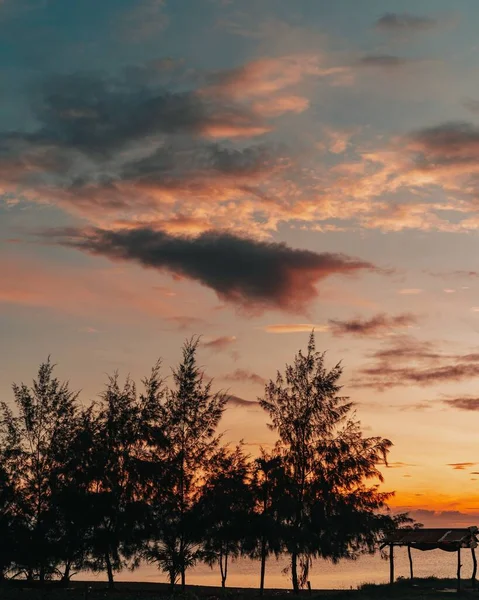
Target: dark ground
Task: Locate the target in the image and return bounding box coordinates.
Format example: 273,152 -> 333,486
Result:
0,578 -> 478,600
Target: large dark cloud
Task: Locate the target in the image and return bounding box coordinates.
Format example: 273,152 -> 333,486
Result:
50,227 -> 381,312
375,13 -> 439,32
328,313 -> 416,337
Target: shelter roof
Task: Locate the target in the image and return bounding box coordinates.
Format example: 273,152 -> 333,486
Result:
383,527 -> 479,551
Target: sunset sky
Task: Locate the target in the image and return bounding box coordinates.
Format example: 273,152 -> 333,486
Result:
4,0 -> 479,527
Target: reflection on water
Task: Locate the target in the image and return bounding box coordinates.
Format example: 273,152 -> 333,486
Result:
79,547 -> 477,589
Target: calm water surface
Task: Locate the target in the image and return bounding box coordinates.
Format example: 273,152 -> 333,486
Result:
80,548 -> 476,589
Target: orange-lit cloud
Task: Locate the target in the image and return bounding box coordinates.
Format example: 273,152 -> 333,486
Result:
203,335 -> 237,351
448,463 -> 477,470
202,54 -> 345,101
262,323 -> 328,334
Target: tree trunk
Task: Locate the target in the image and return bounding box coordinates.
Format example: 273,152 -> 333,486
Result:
39,566 -> 45,585
221,552 -> 228,588
389,544 -> 394,586
179,533 -> 186,591
181,566 -> 186,590
259,539 -> 267,595
291,553 -> 299,594
62,561 -> 72,583
105,552 -> 114,590
472,547 -> 477,589
457,548 -> 461,593
168,569 -> 176,591
407,545 -> 413,580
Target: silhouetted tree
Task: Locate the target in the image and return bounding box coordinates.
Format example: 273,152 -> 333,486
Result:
85,362 -> 166,589
0,428 -> 22,580
199,444 -> 253,588
260,333 -> 396,592
0,360 -> 82,582
51,406 -> 99,582
246,449 -> 287,595
146,338 -> 227,590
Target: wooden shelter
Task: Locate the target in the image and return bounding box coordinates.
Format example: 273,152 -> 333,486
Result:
382,527 -> 479,591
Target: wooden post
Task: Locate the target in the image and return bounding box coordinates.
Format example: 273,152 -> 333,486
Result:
472,547 -> 477,589
389,543 -> 394,585
408,545 -> 414,580
457,548 -> 461,593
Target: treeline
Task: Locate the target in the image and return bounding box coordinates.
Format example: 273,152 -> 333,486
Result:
0,334 -> 409,593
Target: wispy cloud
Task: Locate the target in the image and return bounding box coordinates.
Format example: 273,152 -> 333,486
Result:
374,13 -> 439,32
224,368 -> 266,386
357,55 -> 418,69
328,313 -> 417,337
262,323 -> 328,334
447,463 -> 476,471
443,397 -> 479,411
226,394 -> 259,408
203,335 -> 237,351
354,336 -> 479,391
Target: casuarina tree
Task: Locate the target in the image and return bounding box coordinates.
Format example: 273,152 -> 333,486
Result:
260,333 -> 397,592
85,362 -> 166,589
0,359 -> 81,582
146,337 -> 227,590
199,444 -> 254,588
247,449 -> 287,595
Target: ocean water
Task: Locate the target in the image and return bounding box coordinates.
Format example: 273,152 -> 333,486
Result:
80,547 -> 477,589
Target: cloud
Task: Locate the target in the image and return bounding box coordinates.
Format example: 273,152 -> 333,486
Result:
354,335 -> 479,390
464,99 -> 479,115
224,369 -> 266,386
226,394 -> 259,408
357,55 -> 417,69
0,56 -> 357,238
443,397 -> 479,411
396,509 -> 479,528
203,335 -> 237,351
398,288 -> 423,295
166,316 -> 207,330
328,313 -> 417,337
117,0 -> 169,41
427,270 -> 479,279
407,122 -> 479,163
49,227 -> 381,312
251,95 -> 310,118
447,463 -> 476,471
262,323 -> 328,334
375,13 -> 439,32
202,54 -> 346,102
